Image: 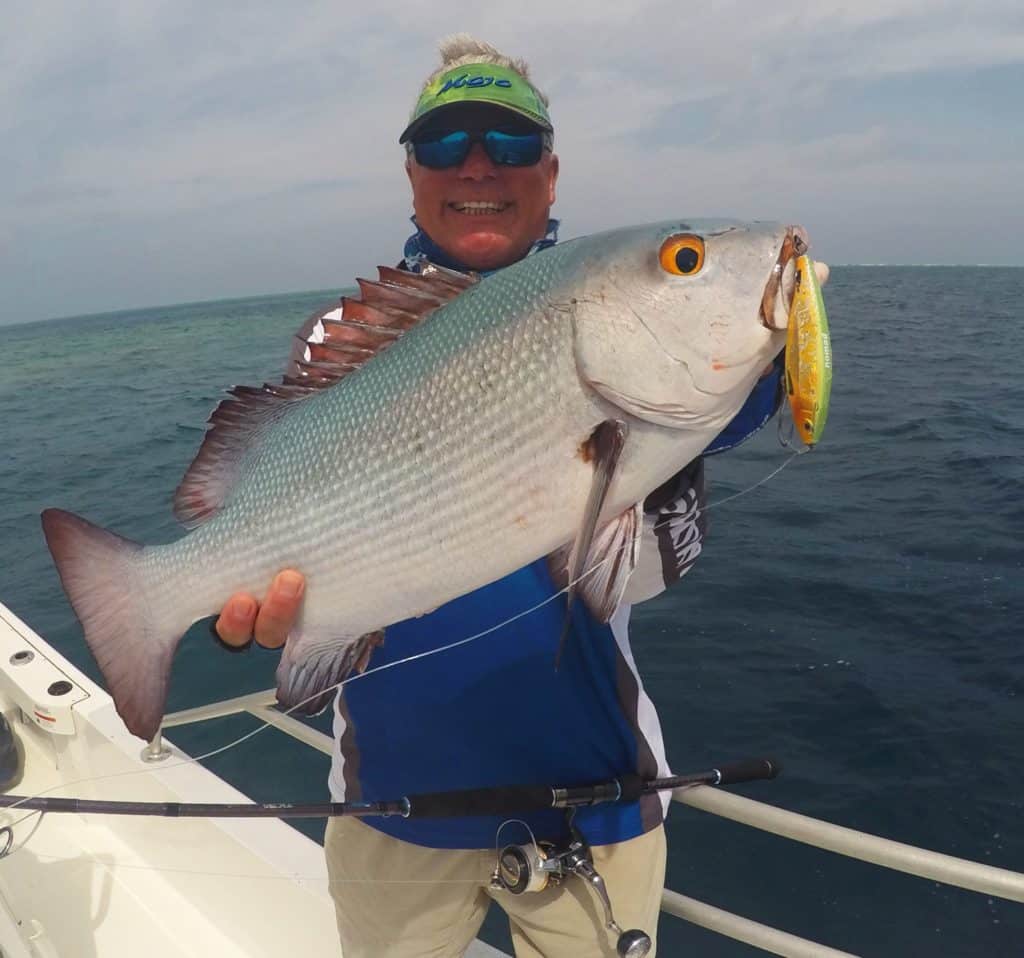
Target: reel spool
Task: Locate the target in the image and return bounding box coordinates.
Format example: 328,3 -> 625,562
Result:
496,841 -> 555,894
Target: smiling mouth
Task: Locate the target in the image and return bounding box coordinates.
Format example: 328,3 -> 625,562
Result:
448,201 -> 513,216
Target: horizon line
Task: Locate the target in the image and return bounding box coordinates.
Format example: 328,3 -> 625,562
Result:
2,264 -> 1022,330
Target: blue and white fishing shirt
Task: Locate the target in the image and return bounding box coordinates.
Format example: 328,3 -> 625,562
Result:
318,223 -> 783,849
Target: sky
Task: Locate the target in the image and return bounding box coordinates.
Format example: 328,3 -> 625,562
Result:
2,1 -> 1023,325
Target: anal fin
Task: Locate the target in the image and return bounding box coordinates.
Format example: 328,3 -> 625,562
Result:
275,630 -> 385,716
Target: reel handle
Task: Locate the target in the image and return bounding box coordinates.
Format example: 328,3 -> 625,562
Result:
572,858 -> 652,957
617,928 -> 653,957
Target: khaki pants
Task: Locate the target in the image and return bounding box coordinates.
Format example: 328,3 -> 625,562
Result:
324,817 -> 666,958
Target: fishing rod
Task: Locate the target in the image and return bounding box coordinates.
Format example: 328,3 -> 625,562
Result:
1,757 -> 779,958
0,757 -> 778,819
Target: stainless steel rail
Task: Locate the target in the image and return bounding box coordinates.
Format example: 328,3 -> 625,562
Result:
163,694 -> 1024,958
676,785 -> 1024,904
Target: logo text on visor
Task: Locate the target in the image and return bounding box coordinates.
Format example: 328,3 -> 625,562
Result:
438,74 -> 514,94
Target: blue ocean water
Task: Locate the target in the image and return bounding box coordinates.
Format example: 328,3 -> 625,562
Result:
0,268 -> 1021,956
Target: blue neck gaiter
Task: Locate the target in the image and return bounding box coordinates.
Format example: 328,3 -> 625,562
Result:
402,217 -> 560,275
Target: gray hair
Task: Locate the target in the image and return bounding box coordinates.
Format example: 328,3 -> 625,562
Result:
418,34 -> 550,108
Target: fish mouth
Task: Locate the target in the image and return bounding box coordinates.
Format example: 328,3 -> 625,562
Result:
759,225 -> 809,330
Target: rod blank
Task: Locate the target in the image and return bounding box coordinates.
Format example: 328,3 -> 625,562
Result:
0,758 -> 778,820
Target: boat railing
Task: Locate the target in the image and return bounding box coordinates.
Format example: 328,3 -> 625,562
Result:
163,692 -> 1024,958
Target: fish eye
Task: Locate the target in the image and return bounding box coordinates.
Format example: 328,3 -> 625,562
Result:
659,235 -> 705,276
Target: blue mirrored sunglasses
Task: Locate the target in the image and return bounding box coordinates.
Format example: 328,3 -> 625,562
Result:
411,129 -> 550,169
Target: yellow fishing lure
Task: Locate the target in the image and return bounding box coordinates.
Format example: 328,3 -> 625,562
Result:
785,255 -> 832,446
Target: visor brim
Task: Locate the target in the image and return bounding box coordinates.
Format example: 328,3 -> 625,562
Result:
399,100 -> 553,144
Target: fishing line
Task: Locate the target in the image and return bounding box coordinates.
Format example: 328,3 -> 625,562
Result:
0,581 -> 583,824
0,810 -> 43,860
0,591 -> 572,822
776,403 -> 814,454
2,449 -> 804,825
311,449 -> 805,690
701,449 -> 803,512
6,531 -> 652,812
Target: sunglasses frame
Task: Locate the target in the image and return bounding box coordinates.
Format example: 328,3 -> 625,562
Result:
409,128 -> 553,170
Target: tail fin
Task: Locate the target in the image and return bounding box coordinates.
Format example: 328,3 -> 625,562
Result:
41,509 -> 184,742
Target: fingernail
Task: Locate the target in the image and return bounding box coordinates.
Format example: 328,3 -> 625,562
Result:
277,571 -> 304,599
229,596 -> 256,623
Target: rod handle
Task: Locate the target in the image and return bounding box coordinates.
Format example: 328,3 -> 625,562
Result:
714,758 -> 781,786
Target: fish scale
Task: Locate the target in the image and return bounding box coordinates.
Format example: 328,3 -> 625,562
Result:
164,270 -> 574,616
42,219 -> 800,740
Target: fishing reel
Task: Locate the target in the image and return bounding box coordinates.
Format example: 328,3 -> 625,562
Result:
490,816 -> 653,958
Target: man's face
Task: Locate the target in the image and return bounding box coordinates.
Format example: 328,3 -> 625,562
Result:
405,105 -> 559,272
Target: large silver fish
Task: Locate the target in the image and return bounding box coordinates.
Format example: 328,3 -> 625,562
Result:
43,220 -> 812,741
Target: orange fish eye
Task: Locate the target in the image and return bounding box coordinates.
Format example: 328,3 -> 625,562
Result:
659,234 -> 705,276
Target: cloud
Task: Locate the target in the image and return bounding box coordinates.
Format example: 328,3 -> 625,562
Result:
1,0 -> 1022,323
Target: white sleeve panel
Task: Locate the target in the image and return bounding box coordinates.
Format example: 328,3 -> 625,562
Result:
622,458 -> 707,605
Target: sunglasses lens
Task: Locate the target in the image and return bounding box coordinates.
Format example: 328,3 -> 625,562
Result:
413,131 -> 471,169
484,130 -> 543,166
412,130 -> 545,169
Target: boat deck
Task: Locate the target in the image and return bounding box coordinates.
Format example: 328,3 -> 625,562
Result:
0,604 -> 503,957
1,701 -> 342,955
3,600 -> 1022,957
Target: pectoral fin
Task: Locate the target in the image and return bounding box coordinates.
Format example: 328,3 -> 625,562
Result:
549,501 -> 642,623
551,420 -> 632,668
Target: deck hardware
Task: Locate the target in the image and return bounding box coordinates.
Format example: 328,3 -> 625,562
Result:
141,730 -> 171,763
8,651 -> 33,666
47,681 -> 73,696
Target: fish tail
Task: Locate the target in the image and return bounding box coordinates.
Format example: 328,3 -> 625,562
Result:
41,508 -> 187,742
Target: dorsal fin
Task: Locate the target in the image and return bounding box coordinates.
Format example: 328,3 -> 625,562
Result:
173,383 -> 312,528
379,262 -> 477,295
173,262 -> 477,528
282,263 -> 477,388
357,278 -> 437,314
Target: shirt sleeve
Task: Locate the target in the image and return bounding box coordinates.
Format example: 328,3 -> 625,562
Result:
622,355 -> 785,604
621,457 -> 708,605
704,356 -> 785,456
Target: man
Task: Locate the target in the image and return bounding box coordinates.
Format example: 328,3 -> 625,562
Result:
214,36 -> 784,958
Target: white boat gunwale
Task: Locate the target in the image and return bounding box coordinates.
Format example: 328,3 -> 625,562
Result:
2,599 -> 1021,958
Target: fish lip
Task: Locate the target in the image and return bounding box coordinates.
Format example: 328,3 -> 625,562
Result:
760,226 -> 808,330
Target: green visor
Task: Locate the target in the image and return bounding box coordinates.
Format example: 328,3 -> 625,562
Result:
399,62 -> 552,144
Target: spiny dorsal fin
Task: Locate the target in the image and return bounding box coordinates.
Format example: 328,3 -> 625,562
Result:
379,262 -> 478,295
173,262 -> 477,528
283,263 -> 477,388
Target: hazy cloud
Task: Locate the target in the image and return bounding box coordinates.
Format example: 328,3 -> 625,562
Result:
2,0 -> 1022,324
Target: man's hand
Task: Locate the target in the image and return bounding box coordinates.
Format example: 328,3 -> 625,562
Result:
214,570 -> 306,649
